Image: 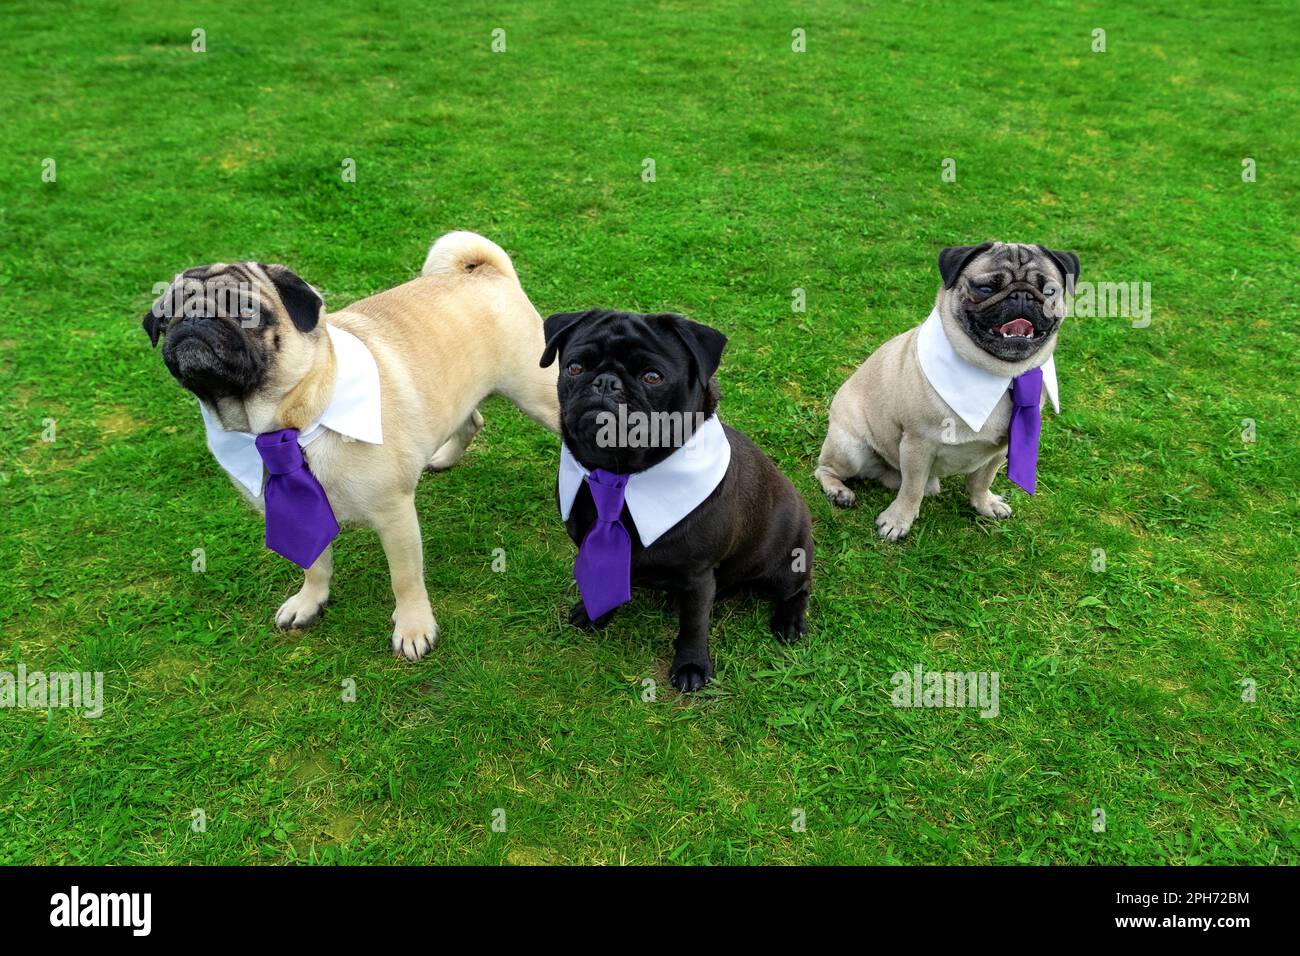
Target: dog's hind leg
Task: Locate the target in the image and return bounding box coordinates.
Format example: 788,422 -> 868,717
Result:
816,420 -> 888,508
427,408 -> 484,471
815,421 -> 863,507
770,588 -> 809,644
493,318 -> 561,435
499,356 -> 560,434
768,517 -> 812,644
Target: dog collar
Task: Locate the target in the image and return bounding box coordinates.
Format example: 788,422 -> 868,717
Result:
915,308 -> 1059,432
199,323 -> 383,496
557,413 -> 731,546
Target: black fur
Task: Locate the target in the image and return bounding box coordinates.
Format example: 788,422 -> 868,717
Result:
142,306 -> 165,348
1036,245 -> 1080,288
542,309 -> 813,692
259,262 -> 322,332
938,242 -> 995,289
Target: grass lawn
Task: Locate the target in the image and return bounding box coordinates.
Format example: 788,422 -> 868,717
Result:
0,0 -> 1296,865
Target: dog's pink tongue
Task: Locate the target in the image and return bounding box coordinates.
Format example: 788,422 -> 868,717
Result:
997,319 -> 1035,337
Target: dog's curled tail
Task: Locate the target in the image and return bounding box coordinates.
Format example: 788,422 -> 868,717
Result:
421,231 -> 518,283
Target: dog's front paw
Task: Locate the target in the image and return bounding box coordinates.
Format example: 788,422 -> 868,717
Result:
824,486 -> 856,508
669,653 -> 714,693
971,493 -> 1013,520
275,588 -> 328,630
568,601 -> 616,631
770,604 -> 807,645
875,503 -> 916,541
390,605 -> 439,661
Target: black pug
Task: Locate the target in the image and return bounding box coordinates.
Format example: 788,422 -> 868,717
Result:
540,309 -> 813,692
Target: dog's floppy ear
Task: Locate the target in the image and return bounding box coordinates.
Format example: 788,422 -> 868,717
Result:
663,314 -> 727,384
260,263 -> 323,333
141,303 -> 165,347
141,274 -> 185,348
540,310 -> 595,368
1038,246 -> 1080,287
938,242 -> 995,289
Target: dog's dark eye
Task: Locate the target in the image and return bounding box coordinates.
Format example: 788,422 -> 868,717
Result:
641,370 -> 664,386
975,285 -> 994,295
565,362 -> 584,377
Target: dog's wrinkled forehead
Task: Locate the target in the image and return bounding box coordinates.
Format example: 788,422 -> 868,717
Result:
143,260 -> 323,347
569,312 -> 667,357
162,262 -> 283,326
967,244 -> 1060,285
937,241 -> 1080,301
542,308 -> 727,389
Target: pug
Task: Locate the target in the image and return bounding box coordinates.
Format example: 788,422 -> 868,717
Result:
540,309 -> 813,692
141,231 -> 559,659
816,242 -> 1078,540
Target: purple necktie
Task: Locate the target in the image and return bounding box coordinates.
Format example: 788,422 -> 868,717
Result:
255,429 -> 339,568
573,469 -> 633,619
1007,367 -> 1043,495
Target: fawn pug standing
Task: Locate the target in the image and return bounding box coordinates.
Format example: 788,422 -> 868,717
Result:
816,242 -> 1078,539
141,231 -> 558,660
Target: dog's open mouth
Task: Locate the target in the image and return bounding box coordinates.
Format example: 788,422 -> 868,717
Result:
996,318 -> 1036,338
965,310 -> 1058,358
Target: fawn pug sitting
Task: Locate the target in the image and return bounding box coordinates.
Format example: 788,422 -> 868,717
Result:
541,309 -> 813,692
816,242 -> 1077,539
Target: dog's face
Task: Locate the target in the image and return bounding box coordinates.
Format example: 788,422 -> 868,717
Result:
937,242 -> 1079,363
141,262 -> 324,405
540,309 -> 726,474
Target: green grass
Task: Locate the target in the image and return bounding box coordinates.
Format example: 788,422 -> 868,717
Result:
1,0 -> 1297,864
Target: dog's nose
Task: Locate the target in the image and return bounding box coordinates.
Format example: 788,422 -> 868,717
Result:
1006,290 -> 1034,314
591,372 -> 623,396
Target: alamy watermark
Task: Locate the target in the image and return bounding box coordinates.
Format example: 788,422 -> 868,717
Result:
1,665 -> 104,718
50,886 -> 150,935
149,276 -> 262,328
891,664 -> 999,718
1052,276 -> 1152,328
595,405 -> 708,449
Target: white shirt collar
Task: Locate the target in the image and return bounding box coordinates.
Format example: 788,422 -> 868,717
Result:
916,308 -> 1060,432
557,413 -> 731,546
199,323 -> 383,495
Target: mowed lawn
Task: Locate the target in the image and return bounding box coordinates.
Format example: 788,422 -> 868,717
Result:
0,0 -> 1296,864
